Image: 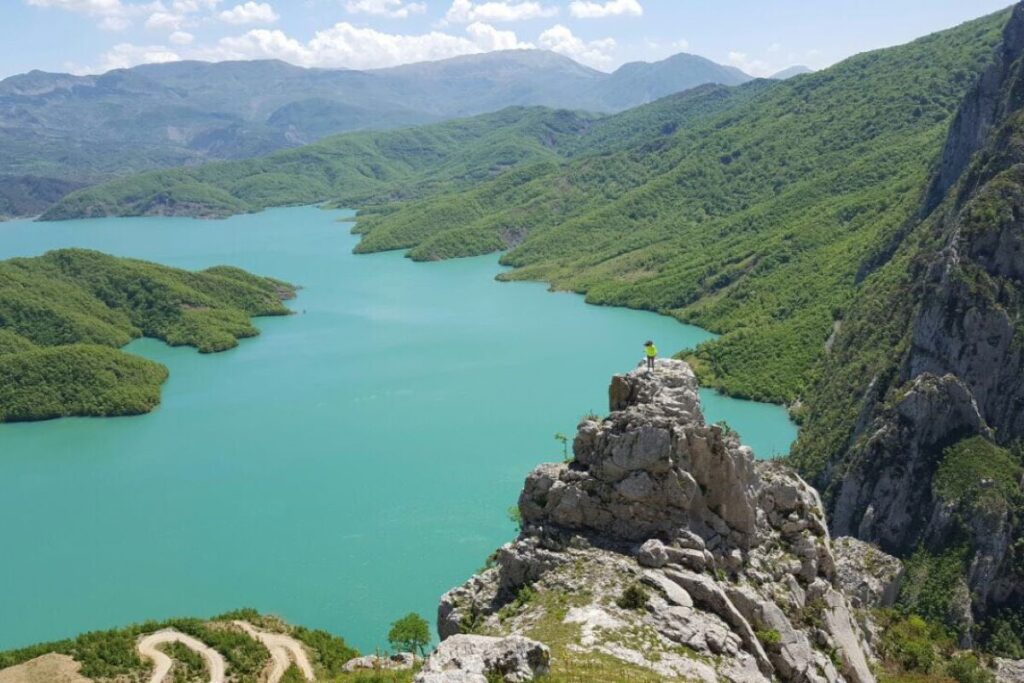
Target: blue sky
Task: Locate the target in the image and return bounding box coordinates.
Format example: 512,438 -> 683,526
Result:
0,0 -> 1013,78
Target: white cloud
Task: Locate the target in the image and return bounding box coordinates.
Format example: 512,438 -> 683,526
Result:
568,0 -> 641,19
445,0 -> 557,24
96,42 -> 181,71
27,0 -> 133,30
145,10 -> 185,30
169,30 -> 194,44
345,0 -> 425,18
170,0 -> 219,11
465,21 -> 533,50
27,0 -> 219,31
201,21 -> 530,70
538,24 -> 615,69
727,51 -> 771,77
218,1 -> 278,24
27,0 -> 123,11
99,14 -> 132,29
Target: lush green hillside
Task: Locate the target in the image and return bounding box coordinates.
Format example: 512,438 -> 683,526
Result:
0,50 -> 752,215
44,85 -> 764,222
0,249 -> 295,422
0,175 -> 83,219
42,9 -> 1010,410
341,8 -> 1012,405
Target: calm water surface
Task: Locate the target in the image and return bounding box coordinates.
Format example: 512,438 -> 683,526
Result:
0,206 -> 797,651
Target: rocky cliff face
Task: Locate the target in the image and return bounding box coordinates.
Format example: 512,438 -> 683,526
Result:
802,1 -> 1024,644
925,4 -> 1024,213
437,360 -> 876,682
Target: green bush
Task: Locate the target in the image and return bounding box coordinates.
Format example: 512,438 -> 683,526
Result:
615,583 -> 649,611
877,613 -> 950,675
292,626 -> 359,676
946,653 -> 995,683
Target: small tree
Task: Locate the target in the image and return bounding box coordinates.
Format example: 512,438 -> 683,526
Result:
388,613 -> 431,656
554,433 -> 570,462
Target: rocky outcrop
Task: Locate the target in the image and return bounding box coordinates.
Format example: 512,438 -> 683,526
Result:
413,635 -> 549,683
831,538 -> 902,610
996,658 -> 1024,683
438,360 -> 875,682
342,652 -> 416,673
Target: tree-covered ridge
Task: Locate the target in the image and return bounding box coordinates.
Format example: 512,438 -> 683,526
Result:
0,249 -> 296,422
46,9 -> 1011,407
42,83 -> 766,224
353,8 -> 1010,405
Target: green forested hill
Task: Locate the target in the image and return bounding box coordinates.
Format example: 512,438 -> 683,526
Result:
0,50 -> 755,219
0,250 -> 295,422
49,8 -> 1010,406
350,9 -> 1009,405
43,86 -> 765,223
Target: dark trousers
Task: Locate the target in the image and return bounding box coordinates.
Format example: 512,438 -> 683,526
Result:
646,356 -> 655,370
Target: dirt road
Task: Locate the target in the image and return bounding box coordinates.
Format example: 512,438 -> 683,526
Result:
137,630 -> 226,683
233,621 -> 314,682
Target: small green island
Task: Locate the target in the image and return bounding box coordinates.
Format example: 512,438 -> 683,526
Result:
0,248 -> 296,422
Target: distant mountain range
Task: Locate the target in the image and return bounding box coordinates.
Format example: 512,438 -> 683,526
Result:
0,49 -> 753,216
770,65 -> 813,79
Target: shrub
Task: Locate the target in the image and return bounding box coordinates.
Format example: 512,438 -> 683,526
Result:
615,584 -> 649,611
946,653 -> 995,683
756,629 -> 782,647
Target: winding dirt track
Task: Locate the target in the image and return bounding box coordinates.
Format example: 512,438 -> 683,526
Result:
137,630 -> 226,683
233,621 -> 314,682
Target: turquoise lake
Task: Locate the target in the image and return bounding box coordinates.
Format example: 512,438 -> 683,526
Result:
0,205 -> 797,652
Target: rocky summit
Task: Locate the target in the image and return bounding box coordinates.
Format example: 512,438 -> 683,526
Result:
436,359 -> 876,682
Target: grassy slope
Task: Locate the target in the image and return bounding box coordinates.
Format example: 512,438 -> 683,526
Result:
0,249 -> 295,422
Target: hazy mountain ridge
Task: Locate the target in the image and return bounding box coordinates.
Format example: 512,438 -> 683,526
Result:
0,49 -> 752,215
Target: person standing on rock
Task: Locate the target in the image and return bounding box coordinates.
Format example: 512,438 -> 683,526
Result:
644,340 -> 657,371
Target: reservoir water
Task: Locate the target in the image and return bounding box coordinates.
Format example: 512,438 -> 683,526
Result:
0,206 -> 797,652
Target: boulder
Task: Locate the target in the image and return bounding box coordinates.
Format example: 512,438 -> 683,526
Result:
342,652 -> 416,672
832,537 -> 903,609
414,634 -> 549,683
996,658 -> 1024,683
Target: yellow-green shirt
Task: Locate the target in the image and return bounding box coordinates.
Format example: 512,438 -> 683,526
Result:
645,345 -> 658,357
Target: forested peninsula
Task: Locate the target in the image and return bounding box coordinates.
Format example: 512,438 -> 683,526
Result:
0,249 -> 295,422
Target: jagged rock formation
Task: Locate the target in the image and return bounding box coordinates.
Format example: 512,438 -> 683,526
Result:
438,360 -> 875,682
798,2 -> 1024,642
925,3 -> 1024,212
831,538 -> 902,611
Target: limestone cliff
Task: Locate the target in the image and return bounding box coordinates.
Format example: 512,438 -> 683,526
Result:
795,1 -> 1024,646
436,360 -> 875,682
